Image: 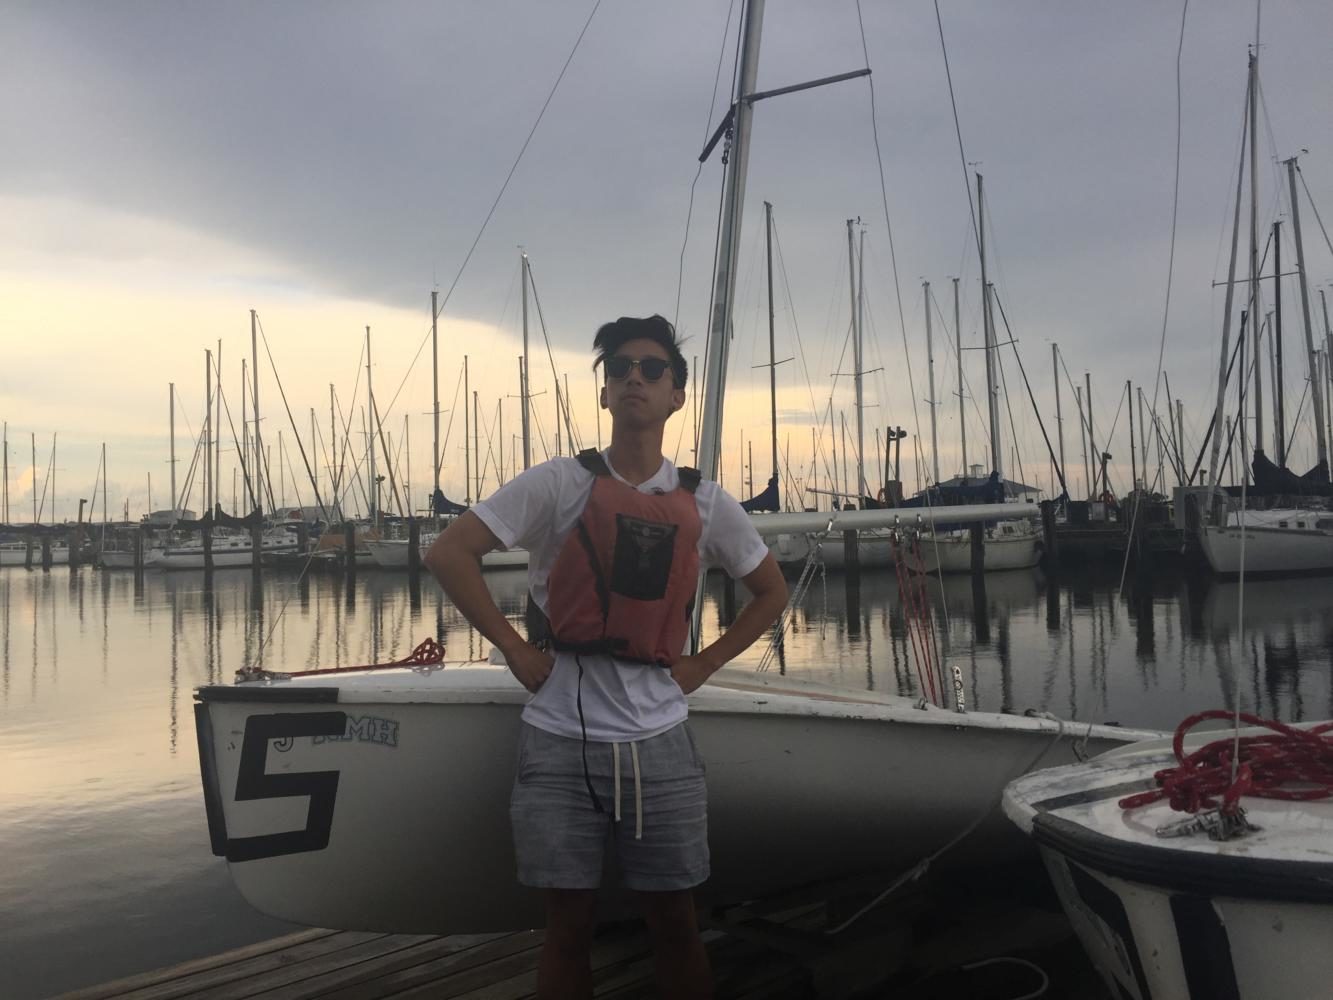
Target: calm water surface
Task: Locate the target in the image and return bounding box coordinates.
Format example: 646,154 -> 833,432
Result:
2,561 -> 1330,998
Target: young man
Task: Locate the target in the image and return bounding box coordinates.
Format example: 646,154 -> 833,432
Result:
426,314 -> 787,999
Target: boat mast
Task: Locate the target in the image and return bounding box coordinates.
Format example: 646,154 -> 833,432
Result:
955,277 -> 966,477
764,201 -> 778,481
924,280 -> 939,485
329,384 -> 338,517
1207,74 -> 1250,503
697,0 -> 765,482
1285,155 -> 1328,471
2,422 -> 7,524
251,309 -> 263,518
1053,345 -> 1065,497
464,356 -> 471,504
521,251 -> 532,471
215,340 -> 223,511
856,225 -> 867,498
977,173 -> 1002,479
204,349 -> 212,515
432,289 -> 441,513
1248,52 -> 1264,457
846,219 -> 862,498
1322,290 -> 1333,458
169,383 -> 177,523
366,325 -> 377,523
1274,221 -> 1284,462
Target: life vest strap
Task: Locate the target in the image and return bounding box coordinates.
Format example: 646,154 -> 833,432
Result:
552,637 -> 670,668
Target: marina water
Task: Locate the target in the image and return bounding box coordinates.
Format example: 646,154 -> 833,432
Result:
1,562 -> 1330,998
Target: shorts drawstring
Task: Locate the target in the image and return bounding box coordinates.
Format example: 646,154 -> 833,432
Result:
576,654 -> 642,838
630,741 -> 643,840
575,654 -> 605,814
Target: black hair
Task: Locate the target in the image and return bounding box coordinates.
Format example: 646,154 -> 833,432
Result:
592,315 -> 688,388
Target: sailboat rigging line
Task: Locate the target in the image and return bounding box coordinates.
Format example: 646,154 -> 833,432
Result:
254,316 -> 331,522
933,0 -> 981,256
758,518 -> 832,673
331,343 -> 366,511
855,1 -> 919,486
1117,0 -> 1190,591
773,219 -> 839,494
1281,380 -> 1311,459
524,262 -> 581,453
370,391 -> 405,518
334,394 -> 374,517
278,435 -> 308,512
376,0 -> 603,434
929,285 -> 992,469
990,293 -> 1068,497
1295,162 -> 1333,261
673,0 -> 738,333
438,365 -> 466,491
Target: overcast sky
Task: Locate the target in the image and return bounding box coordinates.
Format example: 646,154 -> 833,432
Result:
3,0 -> 1332,520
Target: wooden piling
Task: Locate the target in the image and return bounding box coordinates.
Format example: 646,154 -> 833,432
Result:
133,529 -> 145,576
843,528 -> 860,577
1039,500 -> 1059,563
41,534 -> 53,570
202,526 -> 214,573
344,522 -> 357,577
250,524 -> 263,586
68,527 -> 81,569
24,531 -> 34,569
969,523 -> 985,577
407,519 -> 421,577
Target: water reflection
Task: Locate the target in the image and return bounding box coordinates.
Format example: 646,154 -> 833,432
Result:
1,561 -> 1333,999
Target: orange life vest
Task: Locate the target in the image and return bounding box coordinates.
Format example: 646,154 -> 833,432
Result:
546,450 -> 702,667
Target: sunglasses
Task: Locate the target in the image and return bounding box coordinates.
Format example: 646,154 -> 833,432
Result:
604,356 -> 672,382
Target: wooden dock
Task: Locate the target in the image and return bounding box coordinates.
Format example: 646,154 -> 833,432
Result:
51,923 -> 815,1000
52,874 -> 1112,998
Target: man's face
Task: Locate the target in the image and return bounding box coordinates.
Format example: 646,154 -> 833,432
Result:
600,337 -> 687,430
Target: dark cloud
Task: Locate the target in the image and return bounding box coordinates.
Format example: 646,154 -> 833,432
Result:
5,1 -> 1333,488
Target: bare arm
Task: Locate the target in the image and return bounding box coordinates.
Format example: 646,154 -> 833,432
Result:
671,552 -> 788,694
423,512 -> 552,691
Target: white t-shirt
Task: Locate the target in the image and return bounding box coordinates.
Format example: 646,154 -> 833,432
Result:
474,450 -> 769,742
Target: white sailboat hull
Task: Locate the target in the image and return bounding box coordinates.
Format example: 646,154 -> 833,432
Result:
100,549 -> 164,569
160,533 -> 298,570
916,529 -> 1042,574
1200,523 -> 1333,576
811,533 -> 896,569
195,666 -> 1156,935
365,538 -> 528,571
1004,729 -> 1333,1000
0,543 -> 70,566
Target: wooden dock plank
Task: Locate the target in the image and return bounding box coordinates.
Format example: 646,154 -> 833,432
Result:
240,935 -> 509,1000
187,933 -> 443,1000
315,931 -> 544,1000
58,920 -> 820,1000
51,931 -> 340,1000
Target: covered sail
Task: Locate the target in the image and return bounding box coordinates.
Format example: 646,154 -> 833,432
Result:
740,474 -> 780,513
1251,452 -> 1331,496
432,489 -> 469,516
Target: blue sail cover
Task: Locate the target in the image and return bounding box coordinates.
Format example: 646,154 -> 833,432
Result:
432,489 -> 469,516
1252,452 -> 1331,496
740,474 -> 780,513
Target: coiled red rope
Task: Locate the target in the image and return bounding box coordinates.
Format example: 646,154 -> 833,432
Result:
236,637 -> 446,681
1119,710 -> 1333,815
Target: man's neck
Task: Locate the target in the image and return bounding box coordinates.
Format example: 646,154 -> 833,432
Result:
606,429 -> 666,486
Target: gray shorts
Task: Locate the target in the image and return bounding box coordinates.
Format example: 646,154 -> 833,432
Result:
509,721 -> 709,892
